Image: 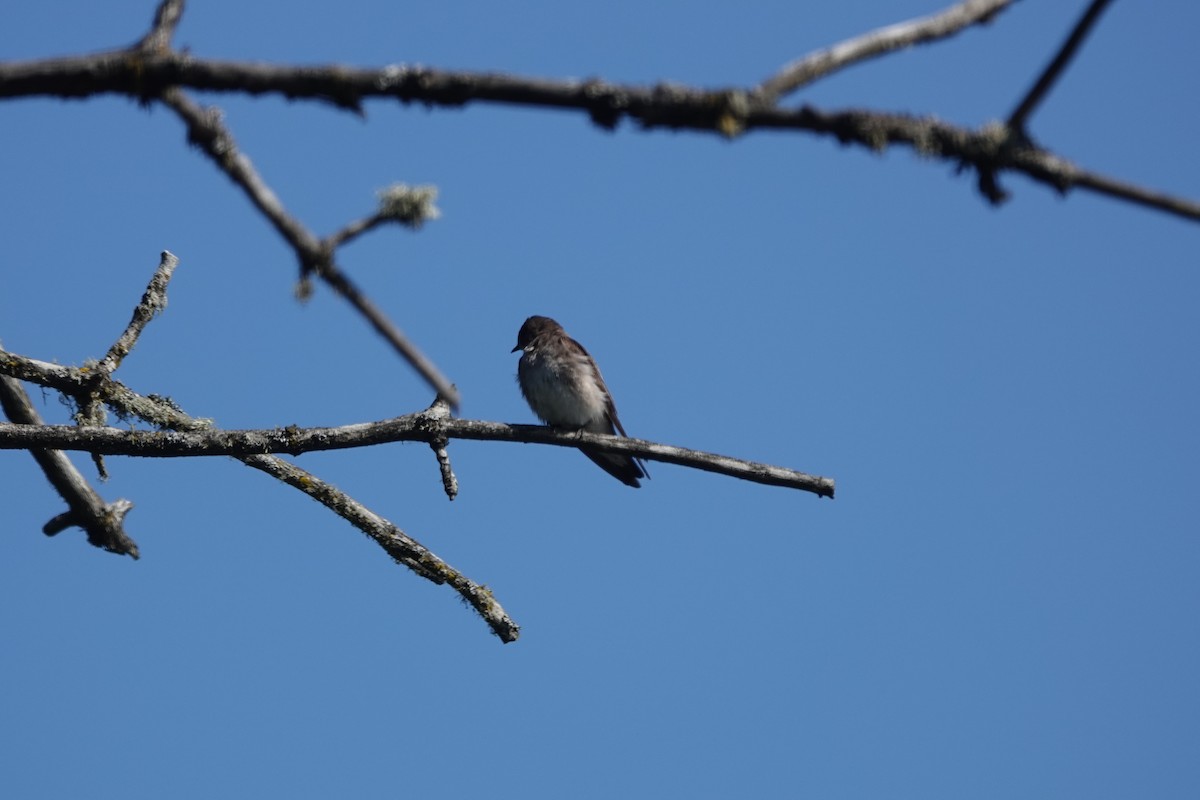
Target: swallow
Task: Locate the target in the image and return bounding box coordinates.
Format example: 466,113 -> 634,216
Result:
512,315 -> 648,487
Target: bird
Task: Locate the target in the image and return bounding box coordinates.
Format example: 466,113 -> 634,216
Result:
512,315 -> 649,488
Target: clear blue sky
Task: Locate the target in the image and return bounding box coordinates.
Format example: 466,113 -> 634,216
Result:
3,1 -> 1198,797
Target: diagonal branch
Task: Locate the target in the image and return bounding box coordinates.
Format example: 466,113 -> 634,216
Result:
160,88 -> 320,254
96,250 -> 179,378
80,249 -> 180,480
751,106 -> 1200,222
755,0 -> 1015,104
0,375 -> 139,558
1069,168 -> 1200,220
0,347 -> 516,641
158,88 -> 461,410
1007,0 -> 1115,133
237,452 -> 517,642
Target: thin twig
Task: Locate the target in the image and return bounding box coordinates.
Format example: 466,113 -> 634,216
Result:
325,185 -> 442,249
84,249 -> 179,479
326,212 -> 390,250
159,89 -> 461,409
1070,169 -> 1200,220
1008,0 -> 1115,133
756,0 -> 1014,103
422,395 -> 459,500
97,250 -> 180,377
0,375 -> 139,558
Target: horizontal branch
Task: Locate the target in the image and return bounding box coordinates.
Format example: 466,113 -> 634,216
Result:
2,49 -> 1195,223
0,415 -> 835,498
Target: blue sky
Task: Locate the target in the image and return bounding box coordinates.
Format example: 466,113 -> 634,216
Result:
3,1 -> 1198,797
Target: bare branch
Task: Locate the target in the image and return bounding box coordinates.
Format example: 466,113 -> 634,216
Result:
0,412 -> 835,499
312,269 -> 462,411
432,442 -> 459,500
0,375 -> 139,558
3,44 -> 1192,223
237,453 -> 517,642
1070,169 -> 1200,221
753,107 -> 1200,223
423,395 -> 459,501
0,346 -> 834,496
755,0 -> 1015,104
0,347 -> 516,640
325,213 -> 391,251
97,250 -> 180,377
81,249 -> 179,479
1008,0 -> 1115,133
158,89 -> 462,409
160,89 -> 321,256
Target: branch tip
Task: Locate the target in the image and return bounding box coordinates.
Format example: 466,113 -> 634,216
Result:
756,0 -> 1016,103
97,249 -> 181,377
423,392 -> 458,500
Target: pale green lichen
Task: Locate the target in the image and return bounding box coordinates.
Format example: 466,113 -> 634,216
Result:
376,183 -> 441,228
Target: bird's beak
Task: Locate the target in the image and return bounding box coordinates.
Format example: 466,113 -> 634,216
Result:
511,343 -> 521,353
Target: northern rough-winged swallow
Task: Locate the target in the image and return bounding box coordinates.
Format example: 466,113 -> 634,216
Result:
512,315 -> 649,488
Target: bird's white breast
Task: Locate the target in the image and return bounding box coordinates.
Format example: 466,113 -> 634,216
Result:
519,349 -> 607,428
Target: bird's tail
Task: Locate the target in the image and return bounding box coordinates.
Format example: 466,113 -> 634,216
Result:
581,448 -> 648,488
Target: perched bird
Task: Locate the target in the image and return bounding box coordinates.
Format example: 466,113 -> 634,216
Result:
512,315 -> 649,488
